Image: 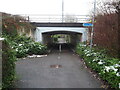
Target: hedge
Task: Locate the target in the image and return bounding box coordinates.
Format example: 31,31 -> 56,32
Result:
2,38 -> 17,88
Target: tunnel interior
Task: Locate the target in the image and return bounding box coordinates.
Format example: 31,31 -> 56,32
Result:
42,31 -> 82,50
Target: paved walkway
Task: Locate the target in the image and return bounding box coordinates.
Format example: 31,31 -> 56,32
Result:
15,49 -> 102,88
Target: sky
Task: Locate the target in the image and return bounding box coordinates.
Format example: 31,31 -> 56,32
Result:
0,0 -> 96,22
0,0 -> 95,15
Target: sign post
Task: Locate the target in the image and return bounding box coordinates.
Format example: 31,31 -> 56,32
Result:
62,0 -> 64,22
90,0 -> 96,50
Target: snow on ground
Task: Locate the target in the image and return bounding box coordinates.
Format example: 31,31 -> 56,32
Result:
27,54 -> 47,58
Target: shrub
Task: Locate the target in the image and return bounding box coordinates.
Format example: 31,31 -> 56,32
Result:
76,43 -> 120,89
28,42 -> 47,55
1,34 -> 48,88
2,38 -> 17,88
6,34 -> 48,58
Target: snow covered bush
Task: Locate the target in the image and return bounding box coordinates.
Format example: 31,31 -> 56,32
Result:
27,42 -> 47,55
2,34 -> 47,58
76,43 -> 120,89
13,35 -> 47,58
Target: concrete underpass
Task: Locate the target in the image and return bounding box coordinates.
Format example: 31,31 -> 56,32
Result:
42,31 -> 82,50
34,27 -> 88,50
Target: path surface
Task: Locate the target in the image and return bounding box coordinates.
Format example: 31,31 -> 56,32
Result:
15,49 -> 102,88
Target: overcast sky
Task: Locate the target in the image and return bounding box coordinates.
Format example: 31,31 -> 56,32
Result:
1,0 -> 102,22
0,0 -> 96,15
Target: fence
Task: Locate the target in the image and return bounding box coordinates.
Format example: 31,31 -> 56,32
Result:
20,14 -> 91,23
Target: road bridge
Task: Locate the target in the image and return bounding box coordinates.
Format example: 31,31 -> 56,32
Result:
28,15 -> 90,48
34,26 -> 88,48
31,22 -> 83,27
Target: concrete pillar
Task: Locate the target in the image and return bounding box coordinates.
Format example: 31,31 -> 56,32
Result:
34,28 -> 42,43
81,30 -> 88,42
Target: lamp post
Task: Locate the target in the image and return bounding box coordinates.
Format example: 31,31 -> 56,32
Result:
90,0 -> 96,49
62,0 -> 64,22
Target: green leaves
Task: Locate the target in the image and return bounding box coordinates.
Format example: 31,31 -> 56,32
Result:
2,39 -> 17,88
27,42 -> 47,55
76,43 -> 120,89
4,34 -> 48,58
2,34 -> 48,88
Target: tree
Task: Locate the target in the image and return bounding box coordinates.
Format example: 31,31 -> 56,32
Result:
92,0 -> 119,57
116,1 -> 120,58
95,0 -> 118,15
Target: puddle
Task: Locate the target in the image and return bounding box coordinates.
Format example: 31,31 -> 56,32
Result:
50,65 -> 62,68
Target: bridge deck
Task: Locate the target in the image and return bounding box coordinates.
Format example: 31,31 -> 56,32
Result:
31,22 -> 83,27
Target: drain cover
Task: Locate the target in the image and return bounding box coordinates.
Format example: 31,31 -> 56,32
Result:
50,65 -> 62,68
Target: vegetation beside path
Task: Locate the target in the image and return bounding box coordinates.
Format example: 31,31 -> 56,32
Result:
1,13 -> 47,89
76,43 -> 120,90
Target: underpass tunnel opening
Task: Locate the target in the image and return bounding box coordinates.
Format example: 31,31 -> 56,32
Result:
42,31 -> 82,50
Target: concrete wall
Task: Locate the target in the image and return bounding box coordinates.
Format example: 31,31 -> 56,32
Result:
70,33 -> 82,46
42,34 -> 52,45
17,26 -> 35,39
34,28 -> 42,42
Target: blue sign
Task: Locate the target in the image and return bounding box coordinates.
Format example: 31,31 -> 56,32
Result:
83,23 -> 93,26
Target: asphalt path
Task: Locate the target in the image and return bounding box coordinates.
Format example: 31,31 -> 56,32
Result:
14,47 -> 102,88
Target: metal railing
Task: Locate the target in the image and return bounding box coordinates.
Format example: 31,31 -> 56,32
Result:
20,14 -> 91,23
